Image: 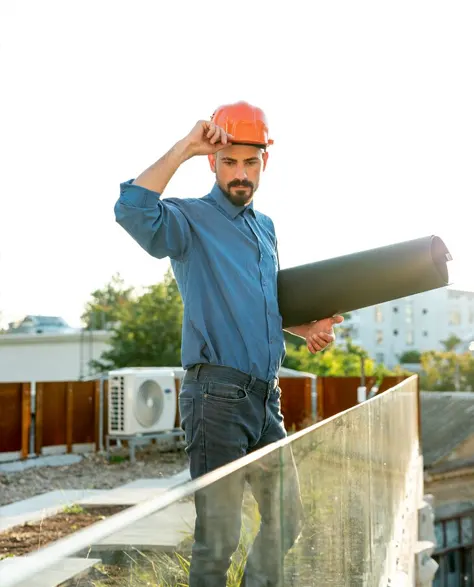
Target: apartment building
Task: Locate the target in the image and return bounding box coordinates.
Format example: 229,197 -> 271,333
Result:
341,288 -> 474,367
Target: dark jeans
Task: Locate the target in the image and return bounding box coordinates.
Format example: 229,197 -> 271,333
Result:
179,364 -> 304,587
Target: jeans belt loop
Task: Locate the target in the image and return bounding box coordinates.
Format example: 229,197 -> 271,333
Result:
245,375 -> 256,392
194,364 -> 202,381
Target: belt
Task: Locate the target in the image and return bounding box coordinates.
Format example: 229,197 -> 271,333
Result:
184,363 -> 279,395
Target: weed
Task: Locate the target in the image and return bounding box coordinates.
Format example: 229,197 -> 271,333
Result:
62,504 -> 85,515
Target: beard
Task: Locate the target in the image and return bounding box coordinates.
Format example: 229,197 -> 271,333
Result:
222,179 -> 255,207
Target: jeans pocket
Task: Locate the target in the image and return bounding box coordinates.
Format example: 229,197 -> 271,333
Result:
178,396 -> 194,448
206,381 -> 248,403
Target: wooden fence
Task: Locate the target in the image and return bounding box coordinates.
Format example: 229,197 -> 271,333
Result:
0,375 -> 411,459
317,375 -> 408,420
0,383 -> 31,459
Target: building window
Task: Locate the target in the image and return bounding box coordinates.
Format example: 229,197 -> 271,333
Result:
449,311 -> 461,326
405,304 -> 413,324
393,329 -> 399,336
406,330 -> 414,345
375,353 -> 384,364
422,308 -> 428,315
393,307 -> 399,313
423,331 -> 428,337
375,306 -> 383,323
376,330 -> 383,345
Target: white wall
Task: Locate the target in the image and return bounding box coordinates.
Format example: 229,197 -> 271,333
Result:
0,331 -> 112,383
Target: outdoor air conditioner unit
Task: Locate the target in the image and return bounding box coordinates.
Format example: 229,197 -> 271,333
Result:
108,367 -> 177,435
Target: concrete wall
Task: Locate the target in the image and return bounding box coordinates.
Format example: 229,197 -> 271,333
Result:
0,331 -> 111,382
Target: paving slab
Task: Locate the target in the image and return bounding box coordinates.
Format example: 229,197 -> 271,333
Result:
0,490 -> 106,532
89,500 -> 195,553
117,469 -> 190,490
78,487 -> 168,508
0,454 -> 82,473
0,557 -> 102,587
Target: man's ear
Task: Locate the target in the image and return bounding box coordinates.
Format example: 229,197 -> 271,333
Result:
208,154 -> 217,173
263,151 -> 269,170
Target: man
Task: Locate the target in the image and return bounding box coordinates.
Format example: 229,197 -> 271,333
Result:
114,101 -> 343,587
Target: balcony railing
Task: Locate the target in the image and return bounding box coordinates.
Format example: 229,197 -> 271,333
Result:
0,375 -> 422,587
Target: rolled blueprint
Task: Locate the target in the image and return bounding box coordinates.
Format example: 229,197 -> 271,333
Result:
277,235 -> 452,328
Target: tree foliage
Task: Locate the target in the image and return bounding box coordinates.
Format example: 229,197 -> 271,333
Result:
81,272 -> 135,330
89,268 -> 184,372
420,350 -> 474,391
399,350 -> 422,364
283,339 -> 400,381
440,334 -> 462,352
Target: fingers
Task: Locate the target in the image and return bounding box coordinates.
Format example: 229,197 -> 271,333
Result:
308,330 -> 335,354
307,340 -> 319,354
331,314 -> 345,324
206,122 -> 219,144
312,331 -> 334,345
206,123 -> 231,145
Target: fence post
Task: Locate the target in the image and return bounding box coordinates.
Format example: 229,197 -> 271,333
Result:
35,383 -> 44,455
66,383 -> 74,453
21,383 -> 31,459
317,377 -> 325,421
94,380 -> 101,452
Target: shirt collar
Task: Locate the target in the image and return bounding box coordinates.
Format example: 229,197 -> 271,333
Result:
209,183 -> 255,219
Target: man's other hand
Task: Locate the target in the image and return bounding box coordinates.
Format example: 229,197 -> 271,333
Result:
306,315 -> 344,354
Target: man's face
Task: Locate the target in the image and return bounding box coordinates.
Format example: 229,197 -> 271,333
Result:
209,144 -> 267,207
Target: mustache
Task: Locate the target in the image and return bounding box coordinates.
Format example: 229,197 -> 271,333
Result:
227,179 -> 254,190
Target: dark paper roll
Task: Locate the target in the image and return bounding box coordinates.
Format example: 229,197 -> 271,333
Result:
277,235 -> 452,328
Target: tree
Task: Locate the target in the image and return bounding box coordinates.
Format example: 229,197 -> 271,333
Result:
399,350 -> 422,364
440,334 -> 462,352
282,339 -> 395,379
420,350 -> 474,391
81,273 -> 135,330
91,268 -> 183,372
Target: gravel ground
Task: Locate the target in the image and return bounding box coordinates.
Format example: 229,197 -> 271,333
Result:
0,444 -> 189,507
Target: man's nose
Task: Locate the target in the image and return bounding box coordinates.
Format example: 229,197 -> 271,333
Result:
235,166 -> 248,180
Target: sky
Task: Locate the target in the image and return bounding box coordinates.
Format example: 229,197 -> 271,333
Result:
1,0 -> 473,328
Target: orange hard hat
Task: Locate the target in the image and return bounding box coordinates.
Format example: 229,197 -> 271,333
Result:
210,101 -> 274,148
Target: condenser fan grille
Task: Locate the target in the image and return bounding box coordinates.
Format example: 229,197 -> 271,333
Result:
134,379 -> 164,428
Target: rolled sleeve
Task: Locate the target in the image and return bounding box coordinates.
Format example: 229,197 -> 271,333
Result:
115,179 -> 192,261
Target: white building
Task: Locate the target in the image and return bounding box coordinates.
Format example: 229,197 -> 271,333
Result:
341,287 -> 474,367
0,330 -> 112,383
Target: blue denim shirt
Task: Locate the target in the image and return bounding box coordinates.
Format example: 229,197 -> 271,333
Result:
114,180 -> 286,382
